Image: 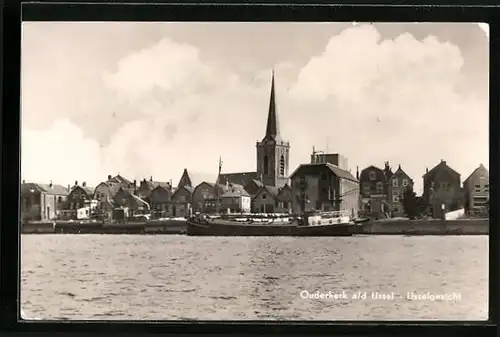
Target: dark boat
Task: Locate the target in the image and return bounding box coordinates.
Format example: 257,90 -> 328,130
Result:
186,212 -> 366,237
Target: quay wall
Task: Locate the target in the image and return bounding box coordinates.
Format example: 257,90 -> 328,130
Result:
359,219 -> 489,235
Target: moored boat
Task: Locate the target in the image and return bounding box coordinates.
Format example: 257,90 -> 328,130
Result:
186,210 -> 366,237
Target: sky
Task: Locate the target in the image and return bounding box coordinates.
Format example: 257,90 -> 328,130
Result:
21,22 -> 489,194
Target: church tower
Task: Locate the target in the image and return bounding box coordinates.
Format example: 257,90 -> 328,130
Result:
256,70 -> 290,188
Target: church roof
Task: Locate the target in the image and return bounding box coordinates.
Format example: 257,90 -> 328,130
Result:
262,70 -> 282,143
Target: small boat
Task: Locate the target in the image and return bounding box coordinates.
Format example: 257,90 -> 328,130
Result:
186,210 -> 366,237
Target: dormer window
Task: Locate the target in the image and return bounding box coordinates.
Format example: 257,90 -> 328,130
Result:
369,171 -> 376,181
392,179 -> 398,187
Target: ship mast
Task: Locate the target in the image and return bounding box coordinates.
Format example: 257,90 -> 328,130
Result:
216,157 -> 222,214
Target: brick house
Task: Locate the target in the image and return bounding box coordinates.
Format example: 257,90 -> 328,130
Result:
149,185 -> 173,219
463,163 -> 489,217
387,165 -> 414,217
290,163 -> 359,216
63,181 -> 95,219
359,162 -> 393,219
422,160 -> 463,219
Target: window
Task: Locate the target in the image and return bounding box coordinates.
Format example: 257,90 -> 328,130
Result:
402,179 -> 409,186
392,179 -> 398,187
275,200 -> 279,207
393,195 -> 399,202
262,193 -> 267,200
376,182 -> 383,193
485,184 -> 489,192
369,171 -> 376,181
393,190 -> 399,196
475,184 -> 481,192
280,155 -> 285,176
263,155 -> 269,175
283,202 -> 289,209
362,185 -> 371,194
320,173 -> 326,181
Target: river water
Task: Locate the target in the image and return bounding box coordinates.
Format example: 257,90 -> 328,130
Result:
20,235 -> 488,321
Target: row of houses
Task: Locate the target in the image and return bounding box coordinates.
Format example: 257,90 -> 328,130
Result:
20,151 -> 489,222
358,159 -> 489,219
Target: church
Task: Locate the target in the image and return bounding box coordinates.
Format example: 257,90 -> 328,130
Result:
217,71 -> 293,213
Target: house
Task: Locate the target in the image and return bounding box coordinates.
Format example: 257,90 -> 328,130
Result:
251,185 -> 281,213
63,181 -> 95,219
20,182 -> 70,221
192,182 -> 219,213
251,184 -> 293,214
422,160 -> 463,219
359,162 -> 393,218
93,174 -> 136,218
136,177 -> 172,204
170,185 -> 193,218
112,187 -> 150,221
149,185 -> 173,219
218,183 -> 252,214
463,164 -> 489,216
387,165 -> 414,217
290,163 -> 359,216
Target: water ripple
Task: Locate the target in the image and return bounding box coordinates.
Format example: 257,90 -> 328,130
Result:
21,235 -> 488,321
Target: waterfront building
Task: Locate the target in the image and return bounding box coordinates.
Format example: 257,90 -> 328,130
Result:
62,181 -> 95,219
289,162 -> 359,216
422,160 -> 463,219
463,163 -> 489,217
20,182 -> 69,221
387,165 -> 414,217
358,162 -> 393,219
252,184 -> 292,214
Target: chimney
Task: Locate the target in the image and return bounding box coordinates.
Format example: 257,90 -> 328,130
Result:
356,166 -> 359,180
82,181 -> 86,187
49,180 -> 53,188
75,180 -> 78,186
150,176 -> 153,182
426,167 -> 429,173
133,179 -> 137,187
107,175 -> 112,180
384,161 -> 390,171
67,184 -> 70,192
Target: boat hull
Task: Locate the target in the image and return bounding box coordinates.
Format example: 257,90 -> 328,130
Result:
186,219 -> 359,237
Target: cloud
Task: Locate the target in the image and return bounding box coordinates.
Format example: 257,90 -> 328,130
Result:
21,24 -> 488,193
286,24 -> 488,186
21,119 -> 103,186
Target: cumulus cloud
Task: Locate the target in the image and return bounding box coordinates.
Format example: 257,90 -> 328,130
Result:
21,23 -> 488,193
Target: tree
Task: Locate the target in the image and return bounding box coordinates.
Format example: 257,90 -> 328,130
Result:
401,186 -> 418,219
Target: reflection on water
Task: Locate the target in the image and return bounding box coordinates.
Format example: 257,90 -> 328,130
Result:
21,235 -> 488,320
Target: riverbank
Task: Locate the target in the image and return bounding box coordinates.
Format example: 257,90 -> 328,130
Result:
358,218 -> 488,235
21,219 -> 187,234
21,218 -> 489,235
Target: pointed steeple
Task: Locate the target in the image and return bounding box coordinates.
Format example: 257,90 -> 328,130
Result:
263,69 -> 281,142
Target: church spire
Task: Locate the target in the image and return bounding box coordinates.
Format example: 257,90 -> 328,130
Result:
263,69 -> 281,142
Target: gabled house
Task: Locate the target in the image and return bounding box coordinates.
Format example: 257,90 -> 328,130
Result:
387,165 -> 414,216
63,181 -> 95,219
290,163 -> 359,216
20,182 -> 70,221
359,162 -> 393,218
219,183 -> 251,214
463,164 -> 489,216
170,185 -> 193,218
192,182 -> 219,213
93,174 -> 136,216
136,177 -> 171,204
149,185 -> 173,219
251,185 -> 281,213
112,187 -> 150,221
422,160 -> 463,219
243,179 -> 263,197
